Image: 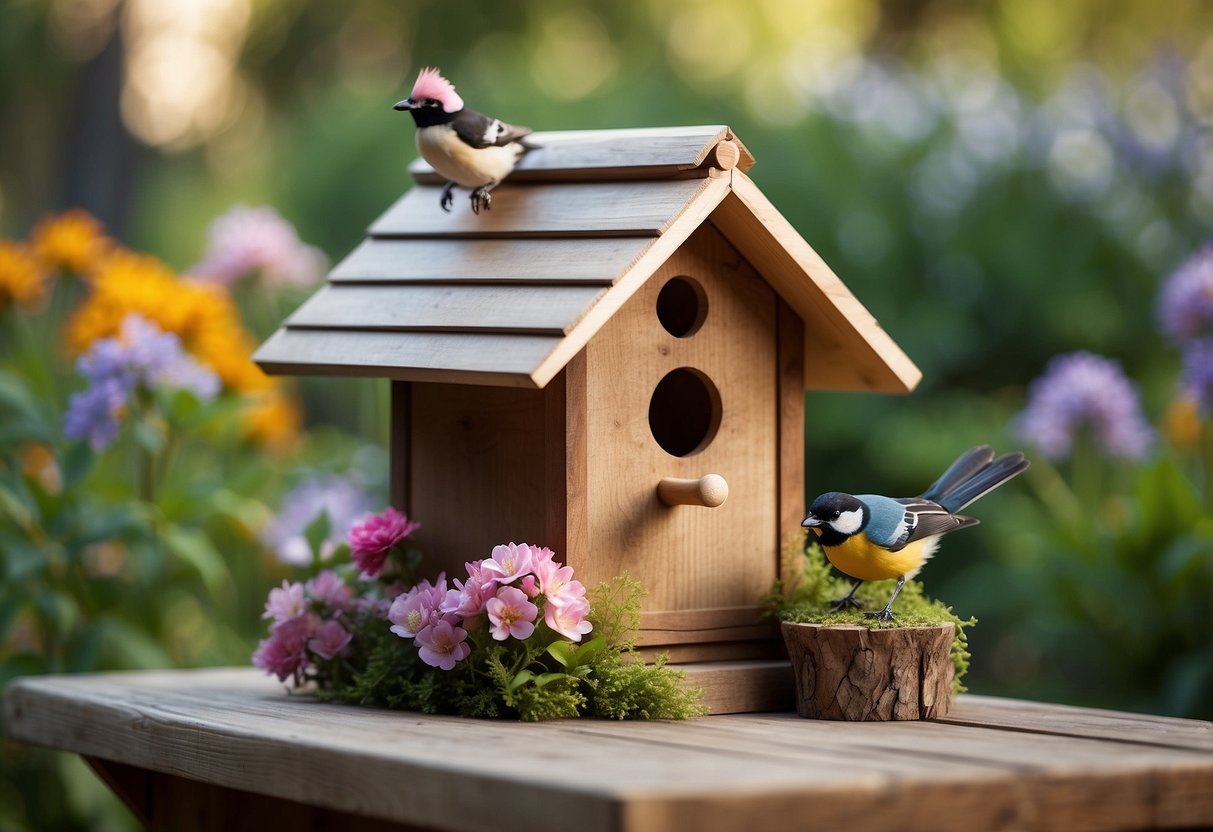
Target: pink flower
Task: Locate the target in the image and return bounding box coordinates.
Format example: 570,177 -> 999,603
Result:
481,543 -> 536,585
189,204 -> 327,289
308,619 -> 353,660
486,585 -> 538,641
533,553 -> 585,603
440,570 -> 492,619
253,614 -> 314,682
306,570 -> 353,612
415,619 -> 471,670
520,575 -> 539,598
387,575 -> 447,638
545,594 -> 593,642
263,580 -> 305,622
348,507 -> 421,578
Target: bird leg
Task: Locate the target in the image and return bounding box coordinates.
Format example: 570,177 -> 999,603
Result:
864,576 -> 906,622
829,579 -> 864,612
469,182 -> 497,215
439,182 -> 457,213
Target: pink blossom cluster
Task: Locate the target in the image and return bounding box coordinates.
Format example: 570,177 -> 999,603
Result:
347,507 -> 421,578
252,570 -> 356,683
387,543 -> 593,671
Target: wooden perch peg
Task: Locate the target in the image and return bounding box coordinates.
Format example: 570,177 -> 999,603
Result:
706,140 -> 741,171
657,474 -> 729,508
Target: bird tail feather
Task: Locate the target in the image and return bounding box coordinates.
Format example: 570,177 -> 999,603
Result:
925,447 -> 1029,513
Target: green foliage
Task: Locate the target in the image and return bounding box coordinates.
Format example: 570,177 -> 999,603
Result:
316,573 -> 704,721
768,538 -> 976,693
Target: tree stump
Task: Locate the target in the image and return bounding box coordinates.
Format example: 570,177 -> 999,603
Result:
780,621 -> 954,721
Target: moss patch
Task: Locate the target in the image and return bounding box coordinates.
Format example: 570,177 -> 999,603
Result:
764,537 -> 975,693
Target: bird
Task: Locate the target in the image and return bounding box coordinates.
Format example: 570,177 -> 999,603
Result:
393,67 -> 534,215
800,446 -> 1029,621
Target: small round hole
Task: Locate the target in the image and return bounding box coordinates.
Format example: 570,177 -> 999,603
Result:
656,276 -> 707,338
648,368 -> 721,457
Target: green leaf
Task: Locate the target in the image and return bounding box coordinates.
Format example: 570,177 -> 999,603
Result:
508,669 -> 535,691
572,636 -> 609,665
545,640 -> 575,668
132,419 -> 166,454
59,442 -> 95,491
533,672 -> 571,688
0,482 -> 36,532
0,533 -> 45,581
304,509 -> 332,563
161,524 -> 229,595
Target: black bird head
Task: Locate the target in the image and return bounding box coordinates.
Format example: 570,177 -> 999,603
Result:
802,492 -> 869,545
395,67 -> 463,127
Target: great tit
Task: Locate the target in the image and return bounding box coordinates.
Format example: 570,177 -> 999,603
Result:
394,67 -> 534,215
801,446 -> 1029,620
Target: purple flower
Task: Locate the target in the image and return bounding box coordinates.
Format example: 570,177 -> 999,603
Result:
415,619 -> 470,671
252,613 -> 314,683
387,576 -> 447,639
263,579 -> 305,622
1016,351 -> 1153,461
348,507 -> 421,578
308,619 -> 353,661
260,474 -> 371,566
306,570 -> 354,612
189,205 -> 327,289
63,315 -> 219,451
1181,338 -> 1213,413
1158,244 -> 1213,344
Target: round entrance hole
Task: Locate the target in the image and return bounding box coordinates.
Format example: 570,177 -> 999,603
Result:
648,368 -> 721,457
656,276 -> 708,337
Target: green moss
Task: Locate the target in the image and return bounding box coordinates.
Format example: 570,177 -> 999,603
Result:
765,537 -> 975,693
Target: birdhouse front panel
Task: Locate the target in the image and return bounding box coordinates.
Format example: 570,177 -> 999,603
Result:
579,224 -> 785,650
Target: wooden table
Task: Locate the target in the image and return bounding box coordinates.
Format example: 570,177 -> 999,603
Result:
5,667 -> 1213,832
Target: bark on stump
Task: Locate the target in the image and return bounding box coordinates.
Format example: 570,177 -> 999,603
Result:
780,621 -> 954,721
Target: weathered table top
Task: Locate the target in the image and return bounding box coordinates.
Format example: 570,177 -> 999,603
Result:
6,667 -> 1213,832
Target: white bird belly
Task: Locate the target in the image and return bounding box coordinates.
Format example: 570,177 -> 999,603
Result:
416,126 -> 523,188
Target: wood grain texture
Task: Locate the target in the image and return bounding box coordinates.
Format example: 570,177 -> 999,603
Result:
328,238 -> 650,285
776,300 -> 806,586
7,668 -> 1213,832
407,382 -> 554,576
408,125 -> 756,183
710,173 -> 922,394
781,622 -> 955,721
253,329 -> 560,388
285,285 -> 607,336
582,223 -> 778,620
368,179 -> 712,239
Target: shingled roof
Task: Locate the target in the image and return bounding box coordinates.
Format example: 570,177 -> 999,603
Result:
254,125 -> 921,393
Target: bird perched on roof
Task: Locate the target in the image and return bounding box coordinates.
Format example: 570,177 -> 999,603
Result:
801,446 -> 1029,621
394,67 -> 534,215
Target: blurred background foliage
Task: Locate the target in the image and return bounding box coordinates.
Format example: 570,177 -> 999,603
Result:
1,0 -> 1212,828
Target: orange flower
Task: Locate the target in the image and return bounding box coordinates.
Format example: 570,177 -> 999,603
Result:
0,241 -> 48,311
1163,392 -> 1201,452
31,209 -> 112,274
241,386 -> 302,451
63,247 -> 269,393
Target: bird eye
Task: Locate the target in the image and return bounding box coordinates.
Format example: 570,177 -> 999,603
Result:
832,510 -> 841,518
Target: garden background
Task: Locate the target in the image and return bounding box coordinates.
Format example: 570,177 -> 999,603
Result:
1,1 -> 1211,829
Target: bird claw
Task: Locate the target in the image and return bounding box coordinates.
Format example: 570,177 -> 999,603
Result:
439,184 -> 455,213
829,596 -> 862,612
864,608 -> 896,622
470,188 -> 492,215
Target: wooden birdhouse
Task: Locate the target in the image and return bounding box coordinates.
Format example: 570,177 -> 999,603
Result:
255,125 -> 920,686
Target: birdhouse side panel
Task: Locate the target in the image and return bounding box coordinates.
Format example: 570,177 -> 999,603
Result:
404,382 -> 563,578
580,224 -> 779,625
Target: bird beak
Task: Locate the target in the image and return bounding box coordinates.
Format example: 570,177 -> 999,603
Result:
393,99 -> 419,111
801,515 -> 822,528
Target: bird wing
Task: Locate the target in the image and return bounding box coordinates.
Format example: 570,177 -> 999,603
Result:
884,499 -> 979,551
451,109 -> 533,149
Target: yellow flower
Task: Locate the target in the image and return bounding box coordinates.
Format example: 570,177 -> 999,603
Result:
1163,392 -> 1201,452
241,386 -> 302,451
0,241 -> 48,311
31,209 -> 111,274
63,248 -> 268,392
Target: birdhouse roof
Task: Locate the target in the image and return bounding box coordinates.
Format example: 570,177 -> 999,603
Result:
254,125 -> 921,393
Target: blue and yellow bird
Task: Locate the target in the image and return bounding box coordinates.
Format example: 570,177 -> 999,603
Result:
801,446 -> 1029,620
